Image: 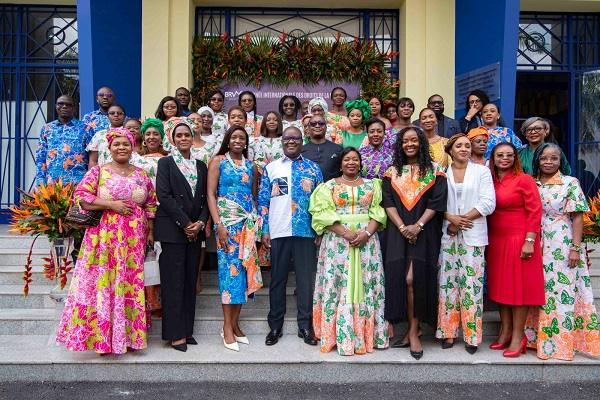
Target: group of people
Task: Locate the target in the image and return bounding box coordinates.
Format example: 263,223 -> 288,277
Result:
35,84 -> 599,361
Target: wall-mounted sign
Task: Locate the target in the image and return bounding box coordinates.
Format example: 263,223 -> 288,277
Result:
455,62 -> 500,112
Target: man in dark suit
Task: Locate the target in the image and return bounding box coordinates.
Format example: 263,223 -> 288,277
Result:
301,114 -> 343,181
425,94 -> 461,138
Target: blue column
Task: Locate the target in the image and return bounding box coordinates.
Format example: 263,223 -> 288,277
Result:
455,0 -> 520,125
77,0 -> 142,117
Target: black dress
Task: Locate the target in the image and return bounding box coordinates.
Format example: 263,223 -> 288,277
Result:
382,164 -> 447,326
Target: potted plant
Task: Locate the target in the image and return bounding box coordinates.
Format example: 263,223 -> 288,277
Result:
9,179 -> 81,299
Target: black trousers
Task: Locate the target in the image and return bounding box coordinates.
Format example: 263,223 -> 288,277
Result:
268,237 -> 316,331
159,241 -> 200,341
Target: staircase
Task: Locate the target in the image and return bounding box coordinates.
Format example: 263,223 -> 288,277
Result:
0,225 -> 599,383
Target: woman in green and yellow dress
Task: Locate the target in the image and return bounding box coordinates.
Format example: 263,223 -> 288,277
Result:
309,147 -> 389,356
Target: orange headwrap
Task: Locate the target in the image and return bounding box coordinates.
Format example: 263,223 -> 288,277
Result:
467,126 -> 489,141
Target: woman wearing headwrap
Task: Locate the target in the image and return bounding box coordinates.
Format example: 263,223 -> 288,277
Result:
308,97 -> 344,144
154,120 -> 209,352
133,118 -> 168,316
339,98 -> 370,148
134,118 -> 167,186
56,127 -> 157,355
467,127 -> 489,166
197,106 -> 222,146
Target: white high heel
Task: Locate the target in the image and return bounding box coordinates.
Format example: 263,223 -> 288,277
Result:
234,335 -> 250,345
221,330 -> 240,351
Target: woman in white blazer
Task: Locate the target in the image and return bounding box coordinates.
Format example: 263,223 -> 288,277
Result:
435,133 -> 496,354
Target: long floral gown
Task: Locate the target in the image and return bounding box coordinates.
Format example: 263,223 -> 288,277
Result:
215,155 -> 263,304
525,173 -> 600,360
309,178 -> 389,355
56,166 -> 157,354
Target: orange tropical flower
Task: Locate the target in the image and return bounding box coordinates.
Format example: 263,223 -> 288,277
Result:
583,190 -> 600,243
9,179 -> 80,295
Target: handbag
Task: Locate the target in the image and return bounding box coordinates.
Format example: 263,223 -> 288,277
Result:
65,202 -> 103,227
65,166 -> 104,228
144,242 -> 161,286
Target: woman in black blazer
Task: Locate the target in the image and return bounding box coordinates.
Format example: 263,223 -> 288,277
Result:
154,120 -> 209,352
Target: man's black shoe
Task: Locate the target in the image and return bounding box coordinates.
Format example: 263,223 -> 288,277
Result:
265,329 -> 283,346
298,328 -> 317,346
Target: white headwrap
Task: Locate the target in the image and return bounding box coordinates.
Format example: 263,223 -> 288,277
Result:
308,97 -> 328,114
197,106 -> 215,118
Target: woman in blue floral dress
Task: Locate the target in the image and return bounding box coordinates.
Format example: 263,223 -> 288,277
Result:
207,125 -> 262,351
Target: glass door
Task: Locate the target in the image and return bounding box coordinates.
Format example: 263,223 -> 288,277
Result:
575,69 -> 600,197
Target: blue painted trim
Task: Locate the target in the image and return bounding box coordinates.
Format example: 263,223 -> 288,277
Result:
455,0 -> 521,124
499,0 -> 520,126
76,0 -> 94,116
76,0 -> 142,117
569,72 -> 576,168
14,8 -> 23,206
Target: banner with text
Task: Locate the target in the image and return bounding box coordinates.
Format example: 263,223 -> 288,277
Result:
221,82 -> 361,116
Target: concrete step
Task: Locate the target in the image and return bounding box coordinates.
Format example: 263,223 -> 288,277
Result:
0,285 -> 56,308
0,234 -> 50,250
0,265 -> 54,285
0,248 -> 49,267
0,334 -> 598,383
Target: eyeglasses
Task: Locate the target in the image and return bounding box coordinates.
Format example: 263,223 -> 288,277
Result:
428,100 -> 443,106
525,126 -> 545,134
283,102 -> 296,107
210,97 -> 223,102
469,99 -> 481,105
56,102 -> 73,108
495,153 -> 515,159
309,121 -> 326,127
282,136 -> 302,143
108,111 -> 124,116
97,93 -> 113,98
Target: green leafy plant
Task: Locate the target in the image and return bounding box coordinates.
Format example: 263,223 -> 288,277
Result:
191,32 -> 399,107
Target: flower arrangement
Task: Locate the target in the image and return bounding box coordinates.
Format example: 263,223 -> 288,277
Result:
9,180 -> 79,295
583,190 -> 600,244
191,32 -> 399,107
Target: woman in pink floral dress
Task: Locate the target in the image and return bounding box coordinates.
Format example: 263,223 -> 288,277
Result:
56,127 -> 157,355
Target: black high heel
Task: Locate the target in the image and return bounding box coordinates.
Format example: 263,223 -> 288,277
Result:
171,342 -> 187,352
410,349 -> 423,360
186,337 -> 198,345
441,340 -> 454,349
465,345 -> 478,354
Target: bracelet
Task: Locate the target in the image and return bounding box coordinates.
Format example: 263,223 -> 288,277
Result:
417,221 -> 425,231
525,237 -> 535,244
570,243 -> 582,251
399,224 -> 406,230
365,230 -> 373,238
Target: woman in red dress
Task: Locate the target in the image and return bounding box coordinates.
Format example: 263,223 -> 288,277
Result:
486,142 -> 544,358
